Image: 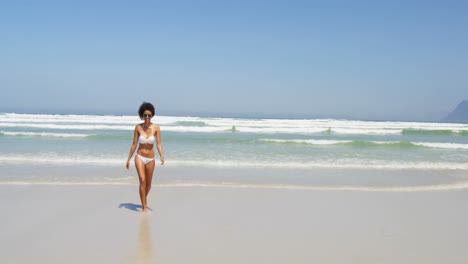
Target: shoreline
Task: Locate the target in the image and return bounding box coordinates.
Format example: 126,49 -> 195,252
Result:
1,181 -> 468,192
1,164 -> 467,191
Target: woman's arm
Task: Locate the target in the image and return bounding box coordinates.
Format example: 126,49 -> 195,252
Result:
126,125 -> 139,169
155,125 -> 165,165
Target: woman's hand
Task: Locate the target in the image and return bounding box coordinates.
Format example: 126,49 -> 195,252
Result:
126,160 -> 130,170
160,158 -> 165,165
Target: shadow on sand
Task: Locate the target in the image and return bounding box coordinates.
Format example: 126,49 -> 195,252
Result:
119,203 -> 142,212
118,203 -> 153,212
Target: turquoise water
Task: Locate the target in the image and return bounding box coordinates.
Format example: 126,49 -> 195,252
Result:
1,113 -> 468,190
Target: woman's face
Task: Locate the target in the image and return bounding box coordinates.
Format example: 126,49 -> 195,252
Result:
142,110 -> 152,120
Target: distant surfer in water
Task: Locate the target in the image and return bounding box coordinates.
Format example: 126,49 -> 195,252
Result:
126,102 -> 165,212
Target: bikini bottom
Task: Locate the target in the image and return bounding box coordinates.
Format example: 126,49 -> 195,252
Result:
137,154 -> 155,165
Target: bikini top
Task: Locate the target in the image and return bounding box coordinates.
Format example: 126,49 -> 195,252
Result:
139,125 -> 155,145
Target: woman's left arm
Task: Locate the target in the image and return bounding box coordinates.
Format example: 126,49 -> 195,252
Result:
155,125 -> 165,165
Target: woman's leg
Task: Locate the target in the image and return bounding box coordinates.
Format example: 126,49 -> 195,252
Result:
135,156 -> 148,211
144,160 -> 155,198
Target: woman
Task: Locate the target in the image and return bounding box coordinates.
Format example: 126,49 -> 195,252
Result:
126,102 -> 165,212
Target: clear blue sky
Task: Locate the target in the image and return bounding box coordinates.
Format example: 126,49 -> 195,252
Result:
1,0 -> 467,121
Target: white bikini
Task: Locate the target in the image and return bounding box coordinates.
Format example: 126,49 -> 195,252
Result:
137,125 -> 156,165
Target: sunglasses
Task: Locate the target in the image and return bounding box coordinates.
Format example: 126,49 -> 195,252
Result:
142,114 -> 152,118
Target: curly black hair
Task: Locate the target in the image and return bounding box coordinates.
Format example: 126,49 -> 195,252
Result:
138,102 -> 155,119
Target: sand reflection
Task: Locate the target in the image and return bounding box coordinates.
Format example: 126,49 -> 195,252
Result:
135,214 -> 153,264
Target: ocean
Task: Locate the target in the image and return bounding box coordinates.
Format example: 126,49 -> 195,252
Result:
1,112 -> 467,191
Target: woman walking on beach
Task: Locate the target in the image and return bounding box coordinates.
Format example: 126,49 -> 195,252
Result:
126,102 -> 165,212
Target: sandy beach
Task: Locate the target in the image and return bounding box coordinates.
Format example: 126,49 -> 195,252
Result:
3,0 -> 468,263
1,184 -> 468,264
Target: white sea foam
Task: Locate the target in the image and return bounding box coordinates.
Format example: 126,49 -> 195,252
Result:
260,139 -> 351,145
412,142 -> 468,150
4,121 -> 460,135
260,138 -> 468,150
0,151 -> 466,170
0,123 -> 134,130
0,115 -> 137,124
2,113 -> 468,135
156,181 -> 468,192
331,128 -> 401,135
1,181 -> 468,192
168,159 -> 468,170
237,127 -> 329,134
162,126 -> 233,133
0,155 -> 123,165
0,113 -> 197,125
0,131 -> 92,138
4,154 -> 465,170
366,140 -> 468,150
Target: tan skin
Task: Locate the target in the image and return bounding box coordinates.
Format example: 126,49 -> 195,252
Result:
126,110 -> 164,212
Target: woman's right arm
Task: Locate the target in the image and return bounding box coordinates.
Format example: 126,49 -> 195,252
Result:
126,125 -> 139,170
